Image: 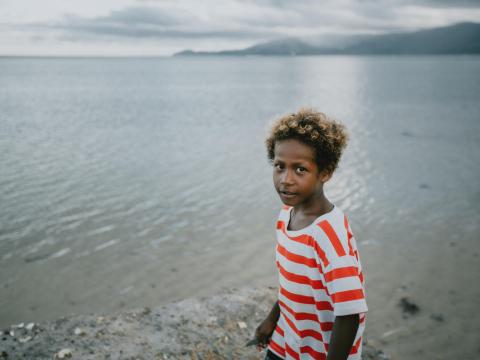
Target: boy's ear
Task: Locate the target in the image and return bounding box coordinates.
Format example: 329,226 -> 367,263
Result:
319,170 -> 332,182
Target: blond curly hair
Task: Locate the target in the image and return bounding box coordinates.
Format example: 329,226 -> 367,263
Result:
265,108 -> 349,175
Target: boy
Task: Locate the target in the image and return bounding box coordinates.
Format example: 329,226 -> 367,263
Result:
254,108 -> 367,360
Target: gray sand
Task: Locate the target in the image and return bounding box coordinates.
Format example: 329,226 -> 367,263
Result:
0,287 -> 388,360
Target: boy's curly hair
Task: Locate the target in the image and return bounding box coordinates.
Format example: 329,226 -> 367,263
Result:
266,108 -> 349,175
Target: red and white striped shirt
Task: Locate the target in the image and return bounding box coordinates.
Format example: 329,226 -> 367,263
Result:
268,205 -> 368,360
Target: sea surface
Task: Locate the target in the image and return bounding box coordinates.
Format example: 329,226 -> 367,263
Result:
1,55 -> 479,328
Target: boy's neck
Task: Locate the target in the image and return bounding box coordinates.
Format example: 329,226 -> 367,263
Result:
293,193 -> 333,218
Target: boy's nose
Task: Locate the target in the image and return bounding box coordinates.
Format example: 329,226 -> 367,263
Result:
281,170 -> 295,185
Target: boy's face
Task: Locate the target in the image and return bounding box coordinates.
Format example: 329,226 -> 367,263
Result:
272,139 -> 330,207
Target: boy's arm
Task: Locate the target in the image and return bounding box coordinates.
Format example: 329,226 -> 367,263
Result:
326,313 -> 360,360
254,301 -> 280,350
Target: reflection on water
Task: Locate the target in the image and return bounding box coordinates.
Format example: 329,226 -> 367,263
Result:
0,56 -> 479,326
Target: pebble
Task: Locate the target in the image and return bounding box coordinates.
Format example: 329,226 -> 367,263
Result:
207,316 -> 217,323
18,336 -> 32,343
26,323 -> 35,331
430,313 -> 445,322
381,327 -> 406,339
377,352 -> 390,360
54,348 -> 72,359
237,321 -> 247,329
399,297 -> 420,315
142,307 -> 151,315
74,327 -> 86,336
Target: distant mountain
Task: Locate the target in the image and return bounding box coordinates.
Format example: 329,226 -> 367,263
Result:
345,22 -> 480,54
174,22 -> 480,56
175,38 -> 328,56
229,38 -> 319,55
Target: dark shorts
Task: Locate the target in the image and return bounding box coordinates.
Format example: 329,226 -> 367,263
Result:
265,349 -> 284,360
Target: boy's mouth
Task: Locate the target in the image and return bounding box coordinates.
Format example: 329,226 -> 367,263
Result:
280,190 -> 297,197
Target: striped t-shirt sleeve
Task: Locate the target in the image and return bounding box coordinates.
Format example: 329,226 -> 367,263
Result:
314,217 -> 368,316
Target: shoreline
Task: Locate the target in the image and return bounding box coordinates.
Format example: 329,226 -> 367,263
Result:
2,215 -> 479,359
0,286 -> 389,360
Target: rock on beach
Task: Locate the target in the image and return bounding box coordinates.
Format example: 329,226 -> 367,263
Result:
0,287 -> 388,359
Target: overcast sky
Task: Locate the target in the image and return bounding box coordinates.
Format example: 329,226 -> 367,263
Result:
1,0 -> 479,56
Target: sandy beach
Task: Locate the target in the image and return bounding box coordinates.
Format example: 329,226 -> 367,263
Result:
2,209 -> 479,360
1,287 -> 390,360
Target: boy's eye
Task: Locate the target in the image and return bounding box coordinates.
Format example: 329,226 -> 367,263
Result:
296,167 -> 307,174
274,163 -> 284,170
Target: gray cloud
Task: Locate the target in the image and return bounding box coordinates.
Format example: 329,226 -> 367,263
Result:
238,1 -> 413,34
18,5 -> 279,41
409,0 -> 480,7
4,0 -> 479,51
249,0 -> 480,9
99,6 -> 184,26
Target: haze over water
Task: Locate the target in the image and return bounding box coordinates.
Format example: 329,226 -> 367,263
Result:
1,56 -> 479,328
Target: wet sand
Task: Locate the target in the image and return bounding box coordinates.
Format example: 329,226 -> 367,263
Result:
358,207 -> 480,360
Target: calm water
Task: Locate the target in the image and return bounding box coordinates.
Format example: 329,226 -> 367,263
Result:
1,56 -> 479,327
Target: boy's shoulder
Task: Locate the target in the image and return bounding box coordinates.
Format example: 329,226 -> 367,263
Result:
312,206 -> 358,262
277,204 -> 348,236
312,205 -> 348,236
